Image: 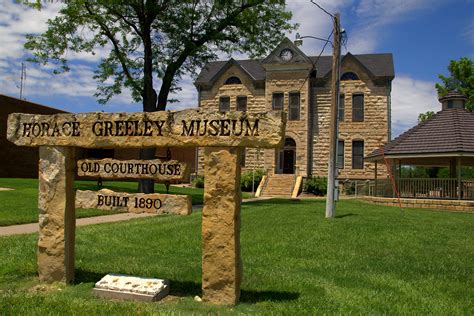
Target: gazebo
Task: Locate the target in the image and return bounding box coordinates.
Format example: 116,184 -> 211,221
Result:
364,92 -> 474,210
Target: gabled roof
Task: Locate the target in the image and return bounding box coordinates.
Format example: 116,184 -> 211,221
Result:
261,37 -> 312,65
195,53 -> 394,87
195,59 -> 265,87
367,108 -> 474,160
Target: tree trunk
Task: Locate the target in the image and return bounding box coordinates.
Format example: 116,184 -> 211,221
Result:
138,23 -> 158,194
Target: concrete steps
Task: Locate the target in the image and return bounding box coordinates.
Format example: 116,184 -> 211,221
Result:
261,174 -> 296,197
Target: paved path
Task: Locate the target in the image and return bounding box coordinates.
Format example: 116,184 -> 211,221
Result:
0,198 -> 273,237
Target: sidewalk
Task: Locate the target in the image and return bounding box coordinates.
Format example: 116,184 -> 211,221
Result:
0,197 -> 273,237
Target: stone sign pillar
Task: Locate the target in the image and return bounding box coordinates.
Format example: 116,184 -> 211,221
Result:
37,146 -> 76,283
202,147 -> 243,305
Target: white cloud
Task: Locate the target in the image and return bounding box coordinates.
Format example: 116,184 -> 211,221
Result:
391,75 -> 439,137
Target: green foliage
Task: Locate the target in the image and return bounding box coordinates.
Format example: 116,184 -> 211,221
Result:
240,169 -> 265,192
24,1 -> 296,110
304,176 -> 327,196
192,175 -> 204,189
436,57 -> 474,111
1,199 -> 473,314
418,110 -> 435,123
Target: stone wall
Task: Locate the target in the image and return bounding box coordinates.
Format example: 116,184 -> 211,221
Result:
263,70 -> 310,176
364,196 -> 474,212
197,65 -> 267,174
312,59 -> 390,180
197,58 -> 391,181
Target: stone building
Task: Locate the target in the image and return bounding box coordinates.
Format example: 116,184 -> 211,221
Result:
194,38 -> 394,192
194,38 -> 394,194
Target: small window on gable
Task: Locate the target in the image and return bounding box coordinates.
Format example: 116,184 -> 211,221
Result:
237,96 -> 247,111
341,72 -> 359,81
224,76 -> 242,85
272,92 -> 284,110
219,96 -> 230,112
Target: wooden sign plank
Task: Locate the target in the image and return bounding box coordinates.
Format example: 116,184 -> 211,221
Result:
77,159 -> 189,181
75,189 -> 192,215
7,109 -> 286,148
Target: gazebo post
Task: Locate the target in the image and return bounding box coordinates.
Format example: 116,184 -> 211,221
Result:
457,157 -> 462,200
374,161 -> 378,197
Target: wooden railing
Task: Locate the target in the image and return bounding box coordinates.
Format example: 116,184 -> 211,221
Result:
363,178 -> 474,200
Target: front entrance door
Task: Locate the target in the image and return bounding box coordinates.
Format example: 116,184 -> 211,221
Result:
283,150 -> 295,174
276,137 -> 296,174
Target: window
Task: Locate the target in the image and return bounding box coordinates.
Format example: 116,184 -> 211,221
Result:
289,92 -> 300,120
224,76 -> 242,85
352,140 -> 364,169
338,94 -> 345,121
352,94 -> 364,122
447,100 -> 453,109
241,148 -> 246,167
341,72 -> 359,81
337,140 -> 344,169
219,96 -> 230,112
237,96 -> 247,111
272,92 -> 284,110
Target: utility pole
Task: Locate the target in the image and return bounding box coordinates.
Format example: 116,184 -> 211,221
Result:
20,62 -> 26,100
325,13 -> 341,218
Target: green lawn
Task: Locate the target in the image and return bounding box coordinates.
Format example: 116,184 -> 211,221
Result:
0,199 -> 472,314
0,178 -> 252,226
0,178 -> 206,226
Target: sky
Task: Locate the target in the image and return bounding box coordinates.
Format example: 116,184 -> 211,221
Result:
0,0 -> 473,137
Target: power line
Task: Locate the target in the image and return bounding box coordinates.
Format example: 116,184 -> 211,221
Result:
310,0 -> 334,19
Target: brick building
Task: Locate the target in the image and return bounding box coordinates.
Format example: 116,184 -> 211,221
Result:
0,94 -> 68,178
1,94 -> 196,181
194,38 -> 394,191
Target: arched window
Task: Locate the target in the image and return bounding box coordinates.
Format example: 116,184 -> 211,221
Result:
284,137 -> 296,148
341,72 -> 359,81
224,76 -> 242,84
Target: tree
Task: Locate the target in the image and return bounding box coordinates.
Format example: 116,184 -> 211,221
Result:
435,57 -> 474,111
418,111 -> 435,123
24,0 -> 295,193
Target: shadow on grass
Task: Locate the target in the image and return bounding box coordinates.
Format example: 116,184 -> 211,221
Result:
335,213 -> 358,219
75,270 -> 299,303
167,280 -> 300,303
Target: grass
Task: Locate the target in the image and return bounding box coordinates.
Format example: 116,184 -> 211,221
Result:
0,178 -> 253,226
0,199 -> 472,314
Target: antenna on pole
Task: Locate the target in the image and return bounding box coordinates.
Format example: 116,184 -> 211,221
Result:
20,62 -> 27,100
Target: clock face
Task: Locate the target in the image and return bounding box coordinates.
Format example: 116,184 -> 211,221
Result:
279,48 -> 294,61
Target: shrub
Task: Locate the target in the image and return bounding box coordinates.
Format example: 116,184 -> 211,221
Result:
304,176 -> 327,196
192,175 -> 204,188
240,169 -> 266,192
344,181 -> 355,195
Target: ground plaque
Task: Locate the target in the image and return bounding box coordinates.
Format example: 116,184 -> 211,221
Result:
7,109 -> 286,305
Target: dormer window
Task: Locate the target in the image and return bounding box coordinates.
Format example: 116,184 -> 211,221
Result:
224,76 -> 242,85
341,72 -> 359,81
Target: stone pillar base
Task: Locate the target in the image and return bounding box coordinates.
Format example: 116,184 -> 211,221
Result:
202,147 -> 243,305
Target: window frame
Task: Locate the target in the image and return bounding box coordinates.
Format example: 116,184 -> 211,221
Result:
236,95 -> 248,112
219,96 -> 230,112
338,93 -> 345,122
337,140 -> 344,169
352,93 -> 364,122
272,92 -> 284,110
288,91 -> 300,121
352,140 -> 364,169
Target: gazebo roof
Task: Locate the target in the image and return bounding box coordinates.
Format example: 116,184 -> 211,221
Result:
367,108 -> 474,162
